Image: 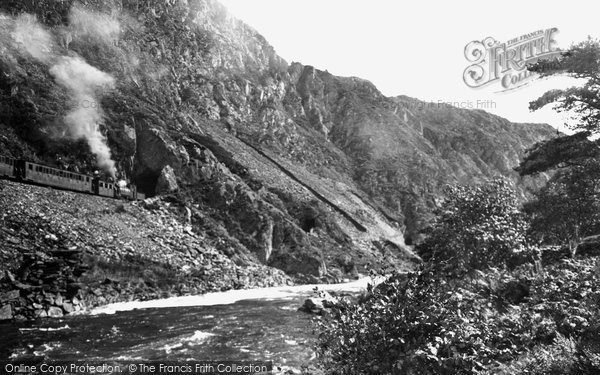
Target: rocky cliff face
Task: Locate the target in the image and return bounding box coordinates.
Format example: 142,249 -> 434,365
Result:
0,0 -> 554,282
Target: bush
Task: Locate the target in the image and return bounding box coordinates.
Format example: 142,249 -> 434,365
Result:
317,267 -> 532,374
315,258 -> 600,375
417,179 -> 535,277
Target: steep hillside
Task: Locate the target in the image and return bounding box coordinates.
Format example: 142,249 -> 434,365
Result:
0,0 -> 554,284
0,179 -> 291,320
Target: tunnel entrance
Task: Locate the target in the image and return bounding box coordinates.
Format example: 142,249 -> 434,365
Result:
301,216 -> 317,232
133,169 -> 159,197
300,206 -> 320,233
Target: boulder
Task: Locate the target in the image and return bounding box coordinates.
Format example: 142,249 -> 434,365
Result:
0,304 -> 12,320
47,306 -> 63,318
302,297 -> 324,312
1,290 -> 20,301
300,291 -> 338,314
155,165 -> 179,194
62,302 -> 74,313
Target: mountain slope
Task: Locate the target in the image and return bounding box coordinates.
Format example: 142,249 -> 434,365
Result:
0,0 -> 554,280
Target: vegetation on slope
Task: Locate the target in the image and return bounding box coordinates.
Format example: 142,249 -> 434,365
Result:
315,39 -> 600,375
316,179 -> 600,375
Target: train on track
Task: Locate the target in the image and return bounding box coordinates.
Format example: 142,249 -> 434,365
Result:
0,155 -> 145,201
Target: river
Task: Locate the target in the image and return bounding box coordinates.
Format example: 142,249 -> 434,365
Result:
0,278 -> 376,373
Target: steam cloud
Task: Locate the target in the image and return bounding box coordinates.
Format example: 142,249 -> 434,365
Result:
69,4 -> 121,45
11,14 -> 54,63
50,57 -> 116,174
7,12 -> 118,176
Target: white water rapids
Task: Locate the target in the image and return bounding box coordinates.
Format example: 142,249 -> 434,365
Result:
91,277 -> 382,315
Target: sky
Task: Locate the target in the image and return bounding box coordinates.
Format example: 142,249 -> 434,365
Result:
219,0 -> 600,132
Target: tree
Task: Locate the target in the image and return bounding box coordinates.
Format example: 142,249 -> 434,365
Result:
517,38 -> 600,254
517,38 -> 600,177
417,178 -> 532,277
529,38 -> 600,135
523,160 -> 600,255
516,131 -> 600,176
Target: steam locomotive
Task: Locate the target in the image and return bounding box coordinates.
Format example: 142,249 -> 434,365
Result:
0,155 -> 145,201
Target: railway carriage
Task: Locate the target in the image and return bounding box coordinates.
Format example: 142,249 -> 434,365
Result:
0,156 -> 14,177
1,156 -> 145,201
97,180 -> 115,198
25,162 -> 92,193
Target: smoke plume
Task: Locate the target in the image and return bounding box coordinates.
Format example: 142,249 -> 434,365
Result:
11,14 -> 55,63
7,12 -> 118,176
50,57 -> 116,175
69,4 -> 121,45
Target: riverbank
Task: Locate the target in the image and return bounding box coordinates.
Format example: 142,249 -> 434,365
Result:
0,180 -> 293,321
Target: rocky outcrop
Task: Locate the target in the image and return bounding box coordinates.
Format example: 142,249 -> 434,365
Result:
133,123 -> 189,192
155,165 -> 179,193
203,176 -> 329,277
256,218 -> 273,263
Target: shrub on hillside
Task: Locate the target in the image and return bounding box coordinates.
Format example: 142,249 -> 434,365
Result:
315,259 -> 600,375
316,266 -> 544,374
417,178 -> 536,277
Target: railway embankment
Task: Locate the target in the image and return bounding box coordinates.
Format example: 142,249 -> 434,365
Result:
0,180 -> 291,321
